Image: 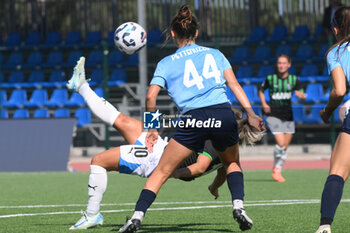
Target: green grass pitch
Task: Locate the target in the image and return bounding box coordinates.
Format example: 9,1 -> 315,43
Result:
1,169 -> 350,233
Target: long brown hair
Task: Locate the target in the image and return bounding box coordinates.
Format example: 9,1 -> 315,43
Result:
166,5 -> 198,44
326,6 -> 350,58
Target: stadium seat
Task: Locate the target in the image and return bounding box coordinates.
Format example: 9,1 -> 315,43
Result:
107,30 -> 115,46
248,45 -> 271,64
270,45 -> 292,63
43,51 -> 63,68
147,29 -> 163,46
108,50 -> 125,66
45,70 -> 66,88
226,86 -> 238,104
267,25 -> 288,43
45,32 -> 62,46
304,104 -> 325,123
5,33 -> 21,47
25,89 -> 48,108
309,24 -> 324,42
13,109 -> 29,119
289,65 -> 297,75
0,90 -> 7,106
322,66 -> 329,76
244,26 -> 267,44
0,53 -> 3,65
300,64 -> 319,77
46,89 -> 69,108
264,89 -> 270,102
0,72 -> 4,83
312,44 -> 329,63
123,54 -> 139,67
252,105 -> 262,116
257,65 -> 274,77
94,88 -> 104,98
25,32 -> 42,46
292,105 -> 306,124
89,69 -> 104,86
287,25 -> 310,43
64,31 -> 82,47
305,83 -> 324,103
3,52 -> 23,69
84,31 -> 102,47
54,108 -> 70,118
2,89 -> 27,108
65,92 -> 86,107
2,71 -> 25,89
33,108 -> 50,118
0,109 -> 8,119
85,50 -> 103,68
229,46 -> 250,64
75,108 -> 91,127
320,88 -> 330,102
23,70 -> 46,89
23,51 -> 43,69
333,106 -> 342,123
64,50 -> 83,68
243,85 -> 260,103
108,68 -> 127,86
293,44 -> 313,62
235,65 -> 254,79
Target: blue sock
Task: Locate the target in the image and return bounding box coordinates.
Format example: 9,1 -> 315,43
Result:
226,171 -> 244,201
320,174 -> 344,225
135,189 -> 156,214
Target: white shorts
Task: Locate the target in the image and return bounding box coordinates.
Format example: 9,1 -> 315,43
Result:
266,116 -> 295,135
119,132 -> 168,177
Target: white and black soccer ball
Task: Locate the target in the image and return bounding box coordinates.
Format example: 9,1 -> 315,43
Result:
114,22 -> 147,55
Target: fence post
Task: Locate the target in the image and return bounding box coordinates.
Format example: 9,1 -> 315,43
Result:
103,41 -> 110,149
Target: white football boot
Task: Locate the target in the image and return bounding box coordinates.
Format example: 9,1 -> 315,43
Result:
69,211 -> 103,230
66,57 -> 88,92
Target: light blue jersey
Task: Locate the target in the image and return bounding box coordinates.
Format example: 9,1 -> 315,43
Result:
327,43 -> 350,83
150,43 -> 231,114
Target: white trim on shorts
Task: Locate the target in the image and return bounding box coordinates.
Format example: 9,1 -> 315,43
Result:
266,116 -> 295,135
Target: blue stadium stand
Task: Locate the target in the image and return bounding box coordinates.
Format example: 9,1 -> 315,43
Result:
320,88 -> 330,102
235,65 -> 254,84
300,64 -> 319,77
252,104 -> 262,116
305,83 -> 324,103
108,50 -> 125,67
123,54 -> 139,67
108,68 -> 127,86
243,85 -> 260,104
226,86 -> 238,104
63,31 -> 82,48
3,52 -> 23,69
248,45 -> 271,64
33,108 -> 50,118
289,65 -> 297,75
0,72 -> 4,83
312,44 -> 329,63
107,30 -> 115,46
1,71 -> 25,89
244,26 -> 267,44
0,53 -> 3,65
333,106 -> 342,123
303,104 -> 325,123
147,29 -> 163,46
267,25 -> 288,43
287,25 -> 310,43
3,89 -> 27,108
322,66 -> 329,76
63,50 -> 83,68
89,69 -> 104,87
44,70 -> 66,88
270,44 -> 292,63
309,25 -> 324,42
257,65 -> 274,77
46,89 -> 68,108
25,89 -> 48,108
0,109 -> 8,119
54,108 -> 70,118
75,108 -> 91,127
43,51 -> 63,69
23,70 -> 46,89
264,89 -> 270,102
25,32 -> 42,47
229,46 -> 250,64
86,50 -> 103,68
293,44 -> 313,62
83,31 -> 102,48
94,87 -> 104,98
5,33 -> 21,47
0,90 -> 7,106
65,92 -> 86,108
292,105 -> 306,124
23,51 -> 43,69
13,109 -> 30,119
44,32 -> 62,46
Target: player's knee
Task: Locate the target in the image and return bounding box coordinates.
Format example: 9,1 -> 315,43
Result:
91,154 -> 103,166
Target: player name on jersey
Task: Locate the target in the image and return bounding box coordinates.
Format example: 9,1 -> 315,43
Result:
171,46 -> 210,61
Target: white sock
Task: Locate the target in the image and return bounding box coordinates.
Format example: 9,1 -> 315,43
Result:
276,149 -> 288,169
86,165 -> 107,216
273,144 -> 285,169
317,224 -> 331,231
131,211 -> 145,222
233,199 -> 244,210
79,83 -> 120,126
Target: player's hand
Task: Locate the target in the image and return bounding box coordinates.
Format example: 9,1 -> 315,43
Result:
320,108 -> 330,123
294,90 -> 306,101
208,184 -> 219,199
262,104 -> 271,114
247,114 -> 265,131
146,129 -> 158,153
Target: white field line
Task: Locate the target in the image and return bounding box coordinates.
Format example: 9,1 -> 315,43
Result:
1,199 -> 350,219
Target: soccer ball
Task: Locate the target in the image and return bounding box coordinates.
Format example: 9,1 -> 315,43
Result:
114,22 -> 147,55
